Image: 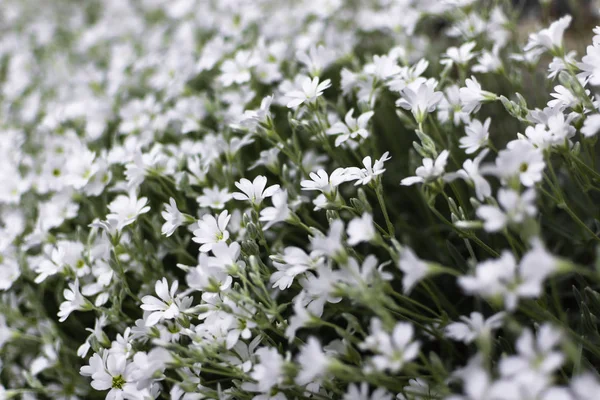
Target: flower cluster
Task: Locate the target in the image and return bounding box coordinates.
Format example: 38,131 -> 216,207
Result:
2,1 -> 600,399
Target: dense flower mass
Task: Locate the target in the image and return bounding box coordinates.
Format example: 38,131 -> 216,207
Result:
3,0 -> 600,399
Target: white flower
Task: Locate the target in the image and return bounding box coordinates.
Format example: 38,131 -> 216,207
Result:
492,140 -> 545,187
295,337 -> 331,385
297,45 -> 336,77
398,247 -> 430,294
161,198 -> 185,237
401,150 -> 449,186
209,241 -> 244,270
80,351 -> 140,399
78,315 -> 109,358
270,247 -> 324,290
459,244 -> 556,310
548,51 -> 576,79
285,76 -> 332,109
447,356 -> 493,400
341,255 -> 393,287
129,348 -> 172,391
571,374 -> 600,400
579,42 -> 600,86
140,278 -> 192,326
360,319 -> 420,373
192,210 -> 231,252
301,167 -> 351,195
310,219 -> 345,259
438,84 -> 471,126
445,150 -> 491,201
348,152 -> 391,186
196,186 -> 232,209
186,253 -> 232,294
232,175 -> 280,206
34,240 -> 88,282
441,41 -> 477,68
445,312 -> 505,343
219,50 -> 258,87
499,324 -> 564,382
524,15 -> 572,54
347,213 -> 376,246
237,95 -> 273,130
250,147 -> 281,171
344,382 -> 392,400
242,347 -> 286,394
477,188 -> 537,232
523,111 -> 576,149
459,118 -> 491,154
548,85 -> 582,110
0,315 -> 14,350
546,112 -> 576,143
581,114 -> 600,138
0,256 -> 20,291
364,54 -> 402,81
259,189 -> 291,229
473,49 -> 503,74
459,76 -> 497,114
285,292 -> 316,341
58,279 -> 91,322
396,81 -> 444,123
521,124 -> 553,150
387,58 -> 429,93
327,108 -> 375,147
106,192 -> 150,231
446,12 -> 487,39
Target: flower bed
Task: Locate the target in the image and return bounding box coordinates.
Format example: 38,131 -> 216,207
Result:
1,1 -> 600,399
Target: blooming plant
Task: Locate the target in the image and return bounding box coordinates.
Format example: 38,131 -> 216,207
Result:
3,0 -> 600,399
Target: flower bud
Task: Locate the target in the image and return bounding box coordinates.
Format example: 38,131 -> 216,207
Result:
242,239 -> 260,255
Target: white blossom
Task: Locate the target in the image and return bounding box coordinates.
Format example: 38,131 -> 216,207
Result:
192,210 -> 231,252
285,76 -> 332,109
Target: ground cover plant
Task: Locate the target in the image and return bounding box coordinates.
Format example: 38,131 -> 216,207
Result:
2,0 -> 600,399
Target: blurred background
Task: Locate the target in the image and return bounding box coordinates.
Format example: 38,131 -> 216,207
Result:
516,0 -> 598,52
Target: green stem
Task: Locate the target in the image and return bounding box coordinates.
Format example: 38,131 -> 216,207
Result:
375,181 -> 395,237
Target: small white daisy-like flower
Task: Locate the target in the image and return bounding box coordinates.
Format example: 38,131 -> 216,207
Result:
348,151 -> 391,186
441,41 -> 477,68
581,114 -> 600,138
491,139 -> 545,187
196,186 -> 233,210
232,175 -> 280,206
106,191 -> 150,231
396,81 -> 444,124
58,279 -> 91,322
326,108 -> 375,147
459,117 -> 491,154
401,150 -> 449,186
140,278 -> 192,327
300,168 -> 351,195
161,197 -> 185,237
360,318 -> 420,373
476,188 -> 537,232
445,311 -> 505,343
295,337 -> 331,385
80,351 -> 140,398
237,95 -> 273,130
347,213 -> 375,246
285,76 -> 332,109
524,15 -> 572,54
459,76 -> 497,114
397,247 -> 431,294
259,189 -> 291,230
445,150 -> 491,201
192,210 -> 231,252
